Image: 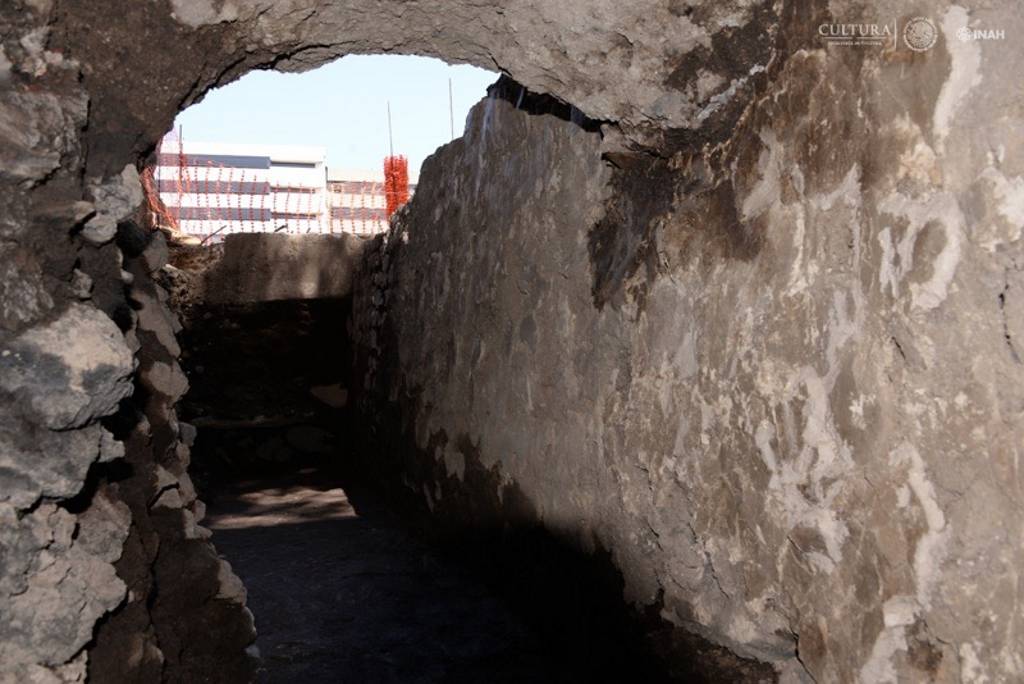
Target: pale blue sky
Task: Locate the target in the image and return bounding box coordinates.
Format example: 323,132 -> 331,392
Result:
173,55 -> 497,176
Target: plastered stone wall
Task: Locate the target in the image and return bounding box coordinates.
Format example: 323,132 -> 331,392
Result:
350,13 -> 1024,684
1,0 -> 1022,681
202,233 -> 369,304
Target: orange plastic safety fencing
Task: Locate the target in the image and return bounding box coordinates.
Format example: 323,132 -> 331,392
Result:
140,166 -> 178,232
383,155 -> 410,218
144,136 -> 404,241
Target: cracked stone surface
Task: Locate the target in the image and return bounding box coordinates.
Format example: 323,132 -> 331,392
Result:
0,502 -> 128,683
81,164 -> 144,246
351,17 -> 1024,680
0,303 -> 134,430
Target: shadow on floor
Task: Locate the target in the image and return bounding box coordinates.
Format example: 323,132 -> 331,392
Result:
207,467 -> 561,684
180,297 -> 775,684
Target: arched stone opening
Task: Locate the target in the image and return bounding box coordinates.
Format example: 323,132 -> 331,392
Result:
51,0 -> 774,177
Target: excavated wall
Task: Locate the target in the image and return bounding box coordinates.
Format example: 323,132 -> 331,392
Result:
201,233 -> 369,305
0,0 -> 1021,682
351,25 -> 1024,684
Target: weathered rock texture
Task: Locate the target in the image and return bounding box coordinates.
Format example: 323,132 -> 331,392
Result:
1,0 -> 1022,681
202,233 -> 369,305
351,24 -> 1024,684
82,227 -> 256,683
1,2 -> 257,677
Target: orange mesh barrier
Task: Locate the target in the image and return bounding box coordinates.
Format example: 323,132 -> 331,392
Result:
150,132 -> 405,240
383,155 -> 410,219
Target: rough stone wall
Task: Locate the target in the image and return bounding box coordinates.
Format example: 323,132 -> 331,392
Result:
202,233 -> 369,305
0,3 -> 140,671
82,229 -> 256,683
1,4 -> 255,679
351,18 -> 1024,684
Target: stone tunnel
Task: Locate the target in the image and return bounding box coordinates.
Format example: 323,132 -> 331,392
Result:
1,0 -> 1023,682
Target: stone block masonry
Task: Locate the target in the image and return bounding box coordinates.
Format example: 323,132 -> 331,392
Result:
200,232 -> 369,305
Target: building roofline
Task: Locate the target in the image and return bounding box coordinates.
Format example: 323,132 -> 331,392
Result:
160,138 -> 327,163
327,167 -> 420,185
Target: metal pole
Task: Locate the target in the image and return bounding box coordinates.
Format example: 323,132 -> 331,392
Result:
448,77 -> 455,140
387,101 -> 394,157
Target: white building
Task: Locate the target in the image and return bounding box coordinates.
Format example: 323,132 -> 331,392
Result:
154,139 -> 416,241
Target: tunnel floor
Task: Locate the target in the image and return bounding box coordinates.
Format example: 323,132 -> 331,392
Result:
206,466 -> 555,683
175,297 -> 572,682
171,289 -> 772,683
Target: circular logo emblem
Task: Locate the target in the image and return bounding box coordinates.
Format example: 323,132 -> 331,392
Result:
903,17 -> 938,51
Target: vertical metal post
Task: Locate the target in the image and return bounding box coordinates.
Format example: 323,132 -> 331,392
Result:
176,125 -> 185,231
387,101 -> 394,158
449,77 -> 455,140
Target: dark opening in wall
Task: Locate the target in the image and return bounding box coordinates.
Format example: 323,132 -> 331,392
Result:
87,52 -> 777,678
158,226 -> 773,683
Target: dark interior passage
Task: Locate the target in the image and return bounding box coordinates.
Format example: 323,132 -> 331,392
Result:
172,270 -> 770,683
207,468 -> 554,683
175,294 -> 553,681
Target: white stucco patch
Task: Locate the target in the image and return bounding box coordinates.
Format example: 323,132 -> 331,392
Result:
784,210 -> 808,295
933,6 -> 982,150
740,129 -> 782,220
859,595 -> 922,683
889,442 -> 949,607
878,191 -> 965,312
169,0 -> 240,28
443,445 -> 467,481
859,621 -> 906,684
959,642 -> 989,683
696,65 -> 765,123
810,164 -> 862,213
754,419 -> 778,488
976,166 -> 1024,250
0,47 -> 11,82
753,281 -> 863,578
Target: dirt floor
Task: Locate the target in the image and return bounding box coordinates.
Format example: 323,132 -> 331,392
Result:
176,296 -> 566,682
206,467 -> 556,683
173,289 -> 764,683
